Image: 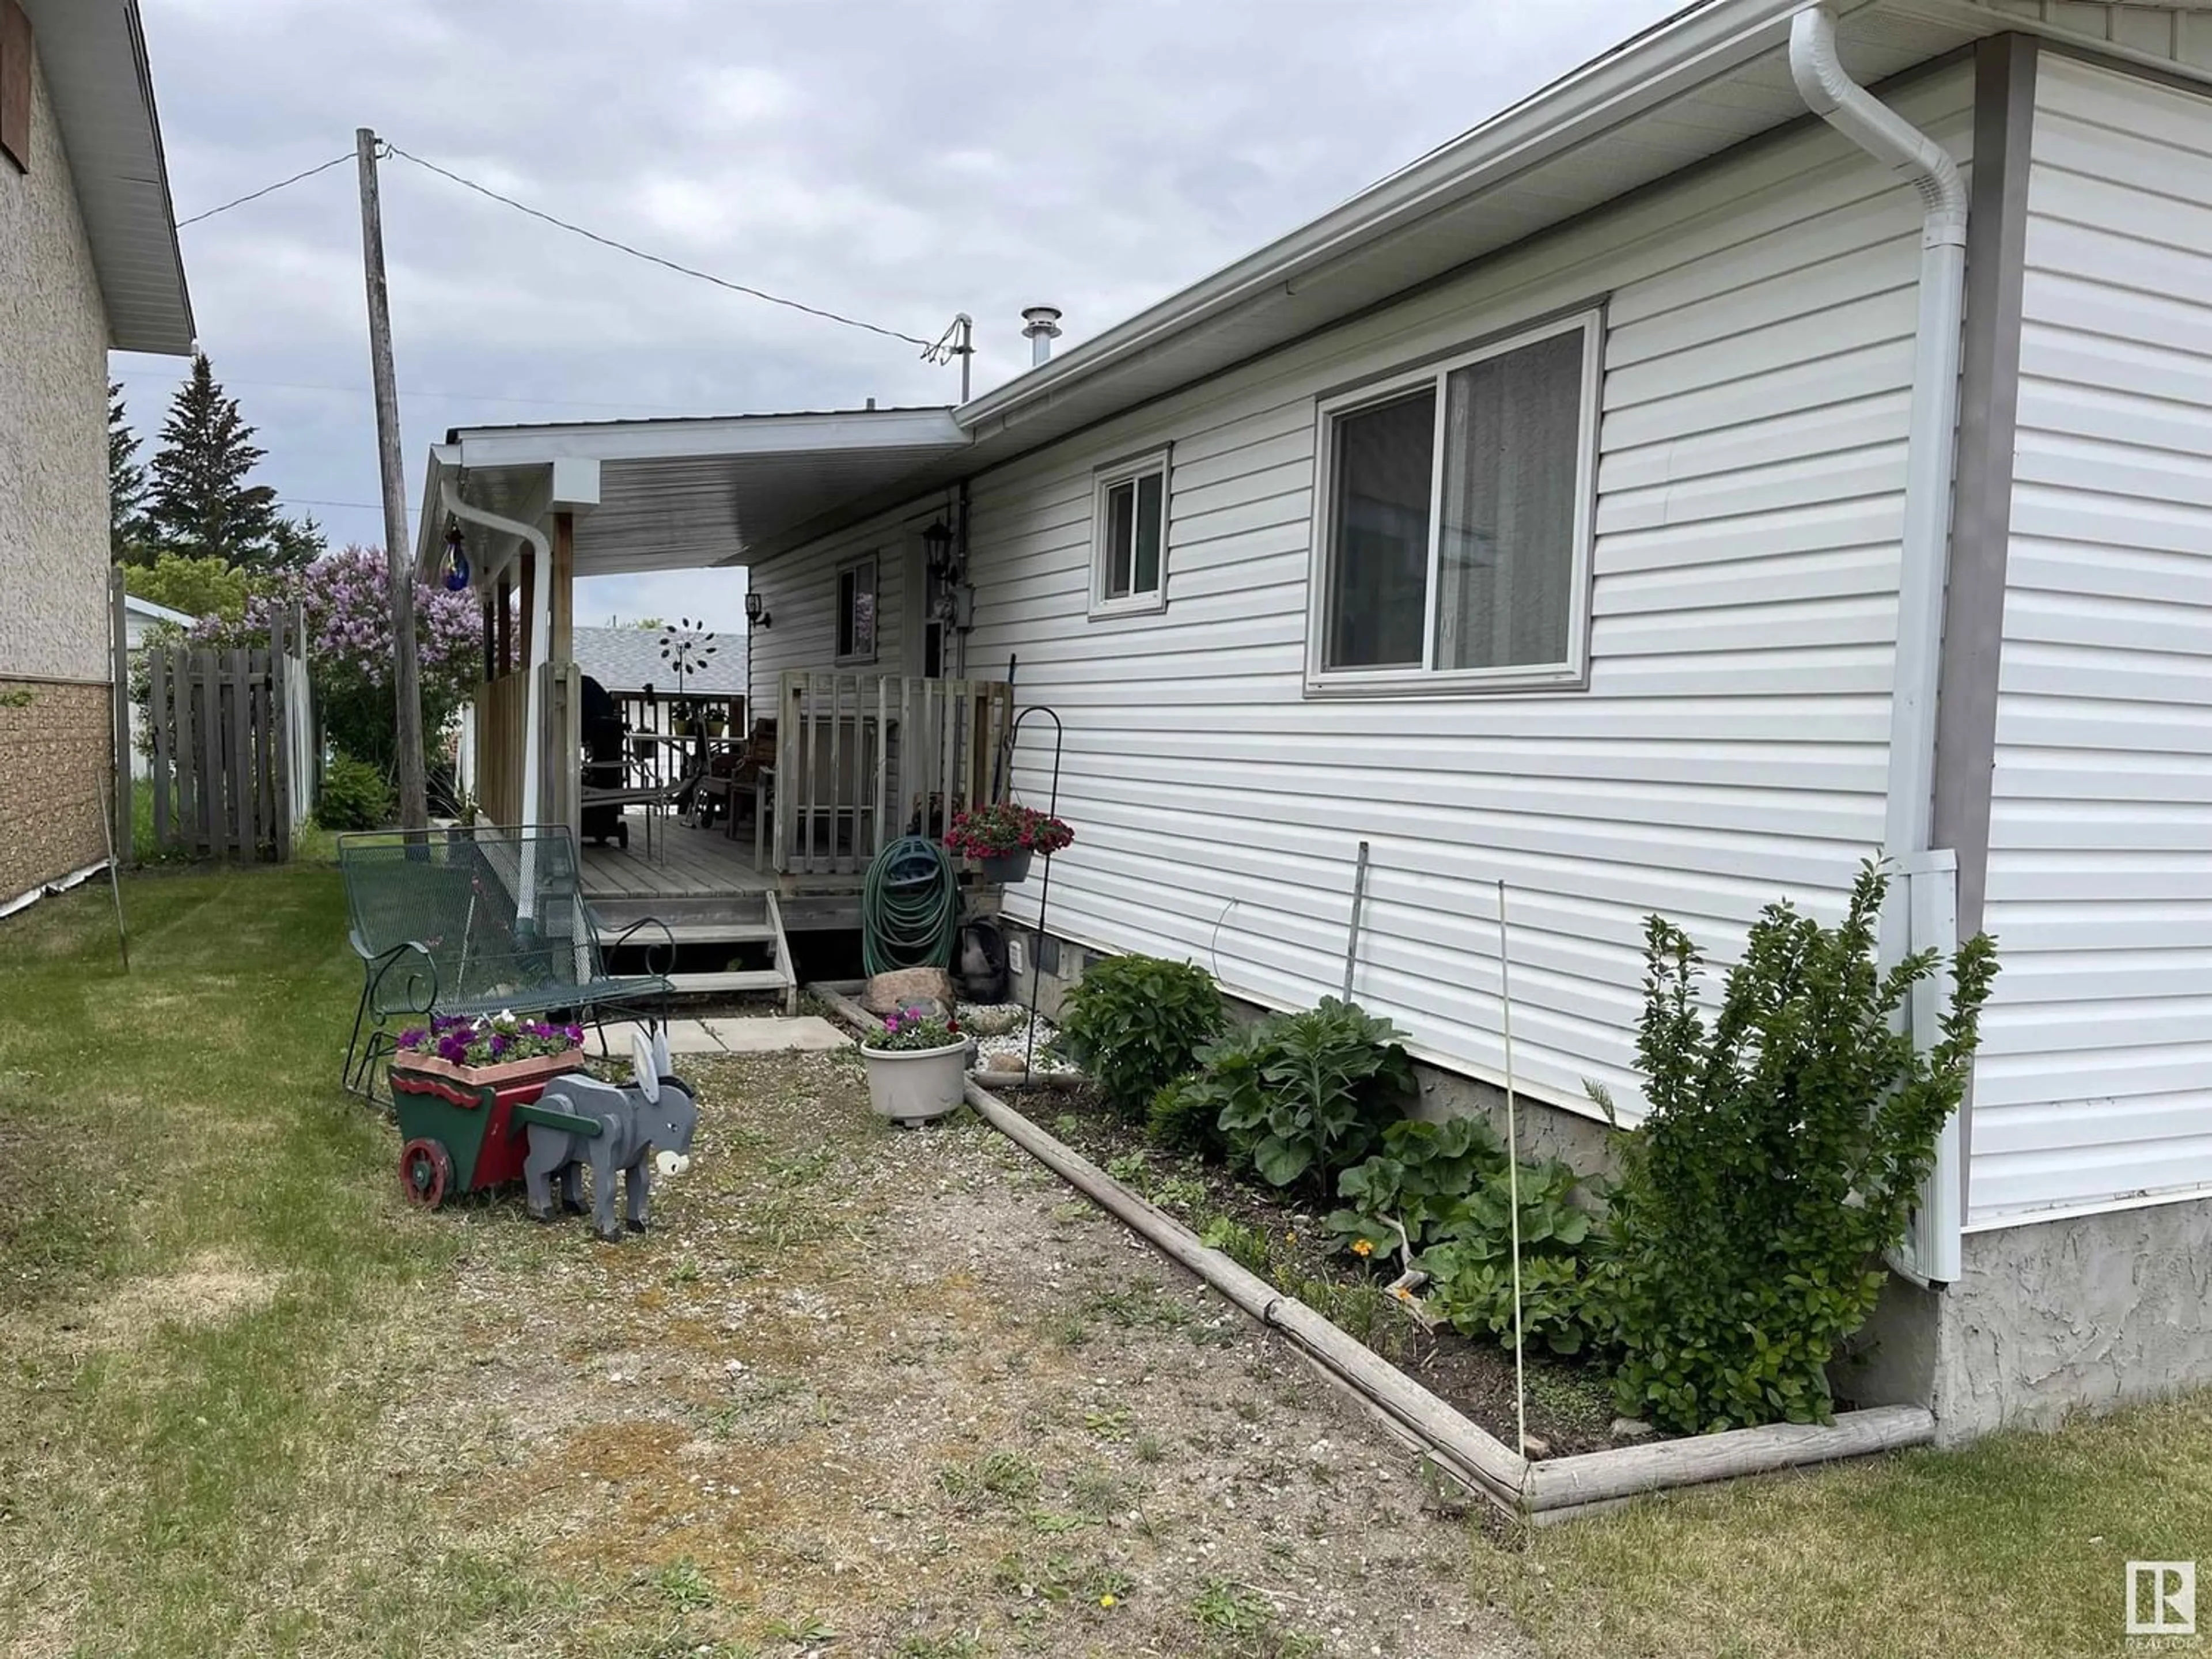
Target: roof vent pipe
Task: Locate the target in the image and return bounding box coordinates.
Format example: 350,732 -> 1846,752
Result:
1021,306 -> 1063,366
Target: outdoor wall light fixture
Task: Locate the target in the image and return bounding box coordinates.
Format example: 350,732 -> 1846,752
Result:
744,590 -> 772,630
922,517 -> 956,579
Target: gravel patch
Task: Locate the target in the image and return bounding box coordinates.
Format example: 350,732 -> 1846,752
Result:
384,1050 -> 1529,1657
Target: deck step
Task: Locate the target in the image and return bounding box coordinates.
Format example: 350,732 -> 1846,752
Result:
654,921 -> 782,945
665,969 -> 798,995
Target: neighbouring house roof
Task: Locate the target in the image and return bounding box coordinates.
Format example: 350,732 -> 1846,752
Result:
21,1 -> 191,354
425,0 -> 2212,573
123,592 -> 191,626
570,623 -> 747,697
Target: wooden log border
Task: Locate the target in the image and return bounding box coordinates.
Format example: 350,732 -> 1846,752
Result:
813,980 -> 1941,1522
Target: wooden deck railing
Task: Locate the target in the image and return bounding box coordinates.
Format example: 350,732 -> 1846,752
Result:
472,662 -> 580,839
772,670 -> 1014,877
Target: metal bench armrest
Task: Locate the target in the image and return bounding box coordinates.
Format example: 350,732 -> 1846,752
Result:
363,937 -> 441,1017
608,916 -> 677,979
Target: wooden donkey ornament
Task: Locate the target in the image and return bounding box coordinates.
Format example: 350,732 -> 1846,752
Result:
524,1029 -> 699,1240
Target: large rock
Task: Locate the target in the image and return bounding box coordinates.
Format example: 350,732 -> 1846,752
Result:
862,968 -> 955,1017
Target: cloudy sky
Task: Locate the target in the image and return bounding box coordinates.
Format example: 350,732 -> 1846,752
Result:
115,0 -> 1684,631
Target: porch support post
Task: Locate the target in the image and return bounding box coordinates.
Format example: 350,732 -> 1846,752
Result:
551,510 -> 575,664
497,573 -> 513,675
518,555 -> 535,671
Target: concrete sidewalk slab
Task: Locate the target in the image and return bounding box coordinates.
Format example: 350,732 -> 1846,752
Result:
587,1016 -> 853,1059
702,1016 -> 851,1054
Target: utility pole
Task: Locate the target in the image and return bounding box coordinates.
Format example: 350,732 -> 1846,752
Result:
356,126 -> 427,830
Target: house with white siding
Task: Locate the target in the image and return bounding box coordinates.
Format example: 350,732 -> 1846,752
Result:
425,0 -> 2212,1438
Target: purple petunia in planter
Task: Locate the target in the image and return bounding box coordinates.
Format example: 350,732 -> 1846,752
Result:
860,1006 -> 972,1127
395,1011 -> 588,1089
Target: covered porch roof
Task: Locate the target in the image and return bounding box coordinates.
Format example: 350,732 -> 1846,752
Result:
415,405 -> 968,581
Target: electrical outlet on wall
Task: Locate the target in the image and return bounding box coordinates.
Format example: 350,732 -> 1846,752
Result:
1007,937 -> 1026,977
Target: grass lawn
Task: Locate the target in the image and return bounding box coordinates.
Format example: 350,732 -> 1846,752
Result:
1,865 -> 2206,1658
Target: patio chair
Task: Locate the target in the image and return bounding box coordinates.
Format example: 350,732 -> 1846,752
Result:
336,824 -> 675,1099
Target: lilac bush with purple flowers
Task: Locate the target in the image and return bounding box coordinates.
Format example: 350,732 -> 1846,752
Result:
188,544 -> 480,776
396,1012 -> 585,1069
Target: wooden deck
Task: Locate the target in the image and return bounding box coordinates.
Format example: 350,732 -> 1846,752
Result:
580,812 -> 773,902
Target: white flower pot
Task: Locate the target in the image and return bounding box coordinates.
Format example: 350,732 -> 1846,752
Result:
861,1037 -> 971,1126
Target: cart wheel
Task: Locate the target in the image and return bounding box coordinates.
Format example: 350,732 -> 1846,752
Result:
616,820 -> 630,850
399,1138 -> 453,1209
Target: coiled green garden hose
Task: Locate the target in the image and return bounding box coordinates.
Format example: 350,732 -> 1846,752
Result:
861,835 -> 959,975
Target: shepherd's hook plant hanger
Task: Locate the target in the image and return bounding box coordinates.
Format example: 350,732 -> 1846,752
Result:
1005,703 -> 1065,1077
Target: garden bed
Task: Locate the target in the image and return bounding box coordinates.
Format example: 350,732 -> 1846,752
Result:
1033,1082 -> 1620,1459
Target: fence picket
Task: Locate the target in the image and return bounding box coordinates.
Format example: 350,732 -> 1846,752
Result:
150,648 -> 171,851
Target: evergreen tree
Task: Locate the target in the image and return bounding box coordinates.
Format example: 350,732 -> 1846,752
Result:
145,353 -> 283,569
267,512 -> 328,571
108,381 -> 151,566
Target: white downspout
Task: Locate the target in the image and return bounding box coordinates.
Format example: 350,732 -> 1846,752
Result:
1789,5 -> 1969,1284
443,479 -> 553,925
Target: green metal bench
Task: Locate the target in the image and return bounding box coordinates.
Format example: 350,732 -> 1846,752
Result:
337,824 -> 673,1098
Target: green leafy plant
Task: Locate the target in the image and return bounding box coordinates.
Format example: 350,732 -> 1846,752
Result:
1324,1115 -> 1507,1261
1056,955 -> 1225,1122
314,750 -> 392,831
1414,1157 -> 1611,1357
1210,999 -> 1415,1191
1602,859 -> 1999,1433
1145,1073 -> 1224,1154
1422,1246 -> 1609,1357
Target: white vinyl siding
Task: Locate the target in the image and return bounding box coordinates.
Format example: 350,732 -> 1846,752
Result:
1973,56 -> 2212,1224
744,512 -> 911,694
938,67 -> 1972,1119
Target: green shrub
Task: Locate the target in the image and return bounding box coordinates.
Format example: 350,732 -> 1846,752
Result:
1324,1115 -> 1506,1263
1056,954 -> 1226,1122
1145,1074 -> 1224,1154
315,751 -> 393,832
1208,999 -> 1415,1192
1602,859 -> 1998,1433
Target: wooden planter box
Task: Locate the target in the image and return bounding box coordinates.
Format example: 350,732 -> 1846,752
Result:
387,1046 -> 588,1205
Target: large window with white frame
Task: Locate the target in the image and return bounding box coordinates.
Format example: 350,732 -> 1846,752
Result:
1090,448 -> 1170,617
1308,310 -> 1602,693
835,554 -> 877,664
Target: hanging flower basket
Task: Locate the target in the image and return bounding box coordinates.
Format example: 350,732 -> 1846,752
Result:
944,803 -> 1073,887
861,1006 -> 972,1126
979,849 -> 1032,885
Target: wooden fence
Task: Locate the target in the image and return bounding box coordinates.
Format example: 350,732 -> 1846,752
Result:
141,631 -> 312,862
772,671 -> 1014,877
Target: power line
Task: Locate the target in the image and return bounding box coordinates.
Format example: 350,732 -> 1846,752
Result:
176,151 -> 355,228
378,141 -> 953,356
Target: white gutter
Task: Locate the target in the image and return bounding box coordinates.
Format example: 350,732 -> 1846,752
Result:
442,479 -> 552,924
1789,3 -> 1969,1284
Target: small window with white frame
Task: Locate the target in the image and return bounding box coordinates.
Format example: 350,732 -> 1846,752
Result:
1308,310 -> 1602,694
835,554 -> 877,663
1090,448 -> 1170,617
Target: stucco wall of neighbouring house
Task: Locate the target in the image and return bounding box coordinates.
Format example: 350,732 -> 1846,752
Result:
1,50 -> 116,905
